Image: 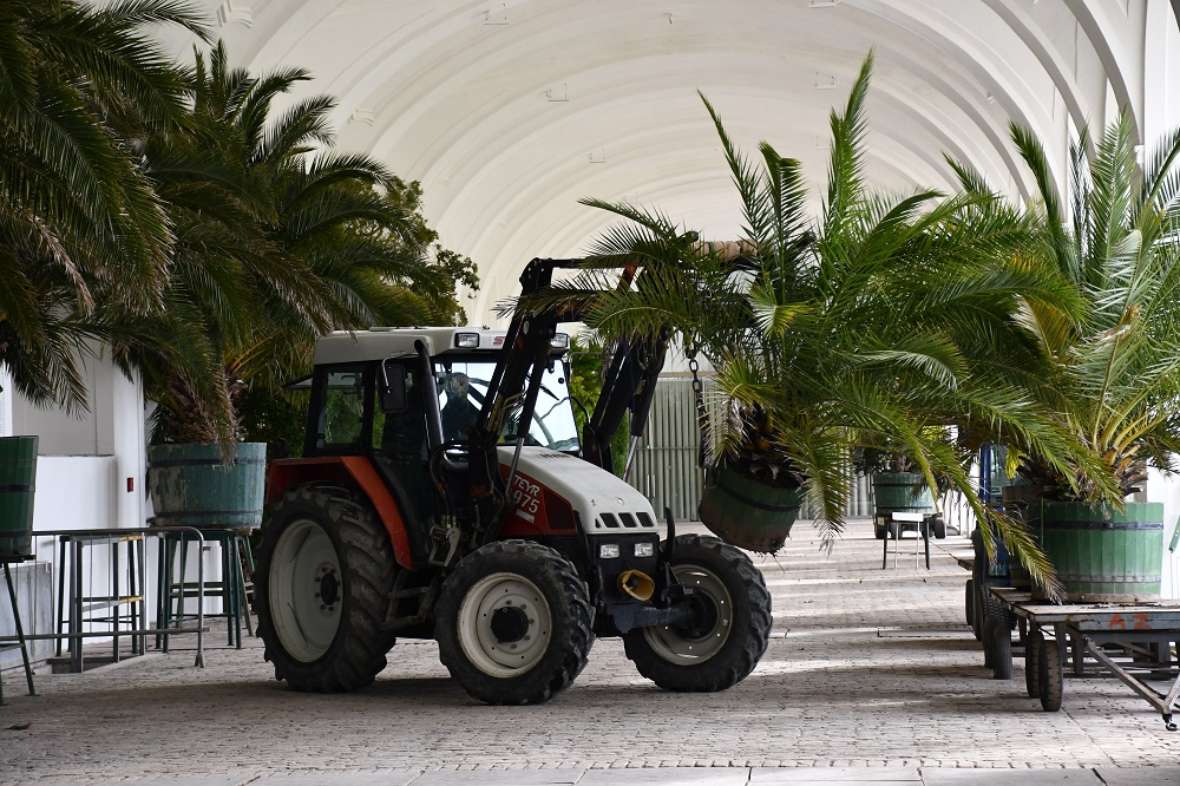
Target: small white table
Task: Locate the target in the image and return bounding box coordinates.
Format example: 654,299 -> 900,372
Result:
881,511 -> 936,570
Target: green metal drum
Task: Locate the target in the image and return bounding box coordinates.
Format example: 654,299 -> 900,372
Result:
0,436 -> 38,558
148,442 -> 267,529
699,466 -> 801,553
1038,500 -> 1164,602
873,472 -> 934,518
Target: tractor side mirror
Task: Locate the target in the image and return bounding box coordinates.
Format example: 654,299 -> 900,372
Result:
380,360 -> 408,414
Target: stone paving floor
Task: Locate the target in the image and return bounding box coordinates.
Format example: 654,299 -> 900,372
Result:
2,520 -> 1180,785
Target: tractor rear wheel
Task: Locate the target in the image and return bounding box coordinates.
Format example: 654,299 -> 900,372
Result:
624,534 -> 771,692
435,540 -> 593,705
255,485 -> 396,692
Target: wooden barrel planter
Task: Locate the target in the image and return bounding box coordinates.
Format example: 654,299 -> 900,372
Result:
698,466 -> 801,553
148,442 -> 267,529
872,472 -> 934,538
0,436 -> 38,559
1036,501 -> 1164,602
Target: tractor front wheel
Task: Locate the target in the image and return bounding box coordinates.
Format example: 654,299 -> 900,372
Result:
435,540 -> 593,705
255,485 -> 396,692
624,534 -> 771,692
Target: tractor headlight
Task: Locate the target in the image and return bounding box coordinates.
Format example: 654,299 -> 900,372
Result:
599,544 -> 620,559
633,542 -> 655,558
454,332 -> 480,348
550,333 -> 570,349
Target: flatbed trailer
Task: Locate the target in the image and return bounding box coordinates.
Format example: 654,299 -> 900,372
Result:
984,586 -> 1180,730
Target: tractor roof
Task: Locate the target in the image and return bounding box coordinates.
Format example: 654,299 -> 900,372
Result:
313,327 -> 508,365
313,327 -> 570,366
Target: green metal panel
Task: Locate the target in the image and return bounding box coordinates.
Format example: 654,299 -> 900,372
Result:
872,472 -> 934,516
148,442 -> 267,529
1039,501 -> 1164,602
0,436 -> 37,558
698,466 -> 801,553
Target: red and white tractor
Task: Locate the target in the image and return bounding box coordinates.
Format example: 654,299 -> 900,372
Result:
256,258 -> 772,704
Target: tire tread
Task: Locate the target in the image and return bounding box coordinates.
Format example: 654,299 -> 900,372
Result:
624,534 -> 771,692
256,485 -> 396,693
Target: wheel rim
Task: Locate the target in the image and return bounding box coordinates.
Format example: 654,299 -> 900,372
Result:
644,564 -> 733,665
456,572 -> 552,679
268,519 -> 343,663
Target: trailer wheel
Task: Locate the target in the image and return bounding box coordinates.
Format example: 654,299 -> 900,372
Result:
965,579 -> 975,628
256,485 -> 396,692
1025,628 -> 1043,699
971,582 -> 984,641
435,540 -> 593,705
1039,635 -> 1063,711
986,616 -> 1012,679
624,535 -> 771,692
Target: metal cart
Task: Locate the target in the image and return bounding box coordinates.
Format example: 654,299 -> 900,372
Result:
984,586 -> 1180,730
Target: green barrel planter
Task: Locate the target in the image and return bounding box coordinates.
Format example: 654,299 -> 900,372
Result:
148,442 -> 267,529
0,436 -> 38,559
698,466 -> 801,553
1036,500 -> 1164,602
873,471 -> 934,517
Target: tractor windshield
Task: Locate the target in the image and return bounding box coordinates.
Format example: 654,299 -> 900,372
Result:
433,358 -> 580,452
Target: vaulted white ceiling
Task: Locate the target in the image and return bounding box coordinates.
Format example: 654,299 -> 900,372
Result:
158,0 -> 1180,322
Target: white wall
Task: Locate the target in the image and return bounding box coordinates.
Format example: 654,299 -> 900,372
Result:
1147,468 -> 1180,600
11,347 -> 116,456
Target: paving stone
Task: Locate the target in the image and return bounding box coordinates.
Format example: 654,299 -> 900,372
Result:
920,768 -> 1103,784
409,769 -> 584,785
1093,767 -> 1180,785
580,767 -> 749,784
755,778 -> 920,783
27,778 -> 251,786
4,522 -> 1180,784
751,768 -> 919,782
254,771 -> 421,785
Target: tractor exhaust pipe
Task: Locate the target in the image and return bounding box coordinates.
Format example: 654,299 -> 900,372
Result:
618,569 -> 655,602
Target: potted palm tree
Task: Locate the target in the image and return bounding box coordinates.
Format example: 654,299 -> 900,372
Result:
520,54 -> 1098,586
121,43 -> 476,528
0,2 -> 207,538
982,115 -> 1180,601
853,447 -> 935,540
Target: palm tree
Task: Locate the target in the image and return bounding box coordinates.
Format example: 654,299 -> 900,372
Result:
988,114 -> 1180,498
0,0 -> 207,409
523,54 -> 1105,593
115,42 -> 476,444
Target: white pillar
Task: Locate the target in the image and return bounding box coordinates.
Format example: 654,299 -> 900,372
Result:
0,364 -> 12,437
1143,0 -> 1172,144
111,365 -> 145,528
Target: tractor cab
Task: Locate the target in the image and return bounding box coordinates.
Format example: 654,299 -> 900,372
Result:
257,259 -> 772,705
288,326 -> 659,565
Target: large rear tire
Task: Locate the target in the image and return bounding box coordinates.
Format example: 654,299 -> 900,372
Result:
624,534 -> 771,692
255,485 -> 396,692
435,540 -> 593,705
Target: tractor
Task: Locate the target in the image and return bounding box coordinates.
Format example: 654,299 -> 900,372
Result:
256,258 -> 772,704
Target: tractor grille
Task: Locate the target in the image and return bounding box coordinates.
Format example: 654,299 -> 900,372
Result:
596,512 -> 656,530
